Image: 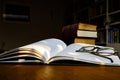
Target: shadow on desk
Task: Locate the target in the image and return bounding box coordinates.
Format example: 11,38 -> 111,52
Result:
0,60 -> 100,66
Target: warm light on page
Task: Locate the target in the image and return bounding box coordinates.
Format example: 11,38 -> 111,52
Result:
95,58 -> 105,63
57,44 -> 65,52
73,58 -> 79,61
68,52 -> 78,55
18,59 -> 25,62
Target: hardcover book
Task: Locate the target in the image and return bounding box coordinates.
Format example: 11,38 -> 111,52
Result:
74,38 -> 96,44
77,30 -> 97,38
78,23 -> 97,31
61,23 -> 97,45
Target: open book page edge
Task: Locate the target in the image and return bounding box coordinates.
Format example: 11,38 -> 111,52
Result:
0,38 -> 67,63
0,60 -> 42,63
0,54 -> 44,63
48,43 -> 120,66
47,56 -> 120,66
0,48 -> 44,59
19,38 -> 67,62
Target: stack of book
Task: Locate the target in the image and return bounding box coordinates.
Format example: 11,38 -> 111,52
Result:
62,23 -> 97,45
74,23 -> 97,44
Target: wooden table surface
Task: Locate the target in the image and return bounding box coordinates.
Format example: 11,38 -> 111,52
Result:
0,64 -> 120,80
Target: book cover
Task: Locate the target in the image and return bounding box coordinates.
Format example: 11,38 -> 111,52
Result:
78,23 -> 97,31
74,38 -> 96,45
62,23 -> 97,45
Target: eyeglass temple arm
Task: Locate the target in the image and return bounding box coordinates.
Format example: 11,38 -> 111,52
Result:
91,52 -> 113,63
76,49 -> 114,63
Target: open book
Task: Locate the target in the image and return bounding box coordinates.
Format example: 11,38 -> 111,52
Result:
0,38 -> 120,66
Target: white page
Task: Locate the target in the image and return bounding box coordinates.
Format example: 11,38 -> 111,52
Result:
56,43 -> 120,65
20,38 -> 67,62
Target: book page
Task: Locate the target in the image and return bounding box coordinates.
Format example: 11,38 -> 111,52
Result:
49,43 -> 120,66
19,38 -> 67,62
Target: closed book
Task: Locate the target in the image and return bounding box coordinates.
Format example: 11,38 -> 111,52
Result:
62,23 -> 97,45
74,38 -> 96,44
77,30 -> 97,38
78,23 -> 97,31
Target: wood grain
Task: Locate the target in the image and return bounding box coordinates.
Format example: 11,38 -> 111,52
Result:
0,64 -> 120,80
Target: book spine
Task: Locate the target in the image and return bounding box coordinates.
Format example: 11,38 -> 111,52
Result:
74,38 -> 96,44
78,23 -> 97,31
62,24 -> 78,45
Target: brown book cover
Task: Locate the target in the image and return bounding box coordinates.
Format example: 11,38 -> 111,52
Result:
74,38 -> 96,45
61,23 -> 97,45
78,23 -> 97,31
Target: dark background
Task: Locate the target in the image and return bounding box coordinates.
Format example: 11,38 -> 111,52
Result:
0,0 -> 91,50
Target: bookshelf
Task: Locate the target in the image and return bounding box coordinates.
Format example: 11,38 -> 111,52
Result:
65,0 -> 120,47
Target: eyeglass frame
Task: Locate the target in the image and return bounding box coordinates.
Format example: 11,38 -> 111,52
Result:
75,46 -> 119,63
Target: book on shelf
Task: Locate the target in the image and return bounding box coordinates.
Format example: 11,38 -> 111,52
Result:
74,38 -> 96,45
108,27 -> 119,43
0,38 -> 120,66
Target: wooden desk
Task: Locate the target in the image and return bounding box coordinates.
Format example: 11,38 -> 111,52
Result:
0,64 -> 120,80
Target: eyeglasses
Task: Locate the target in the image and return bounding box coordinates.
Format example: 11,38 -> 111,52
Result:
76,46 -> 119,63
